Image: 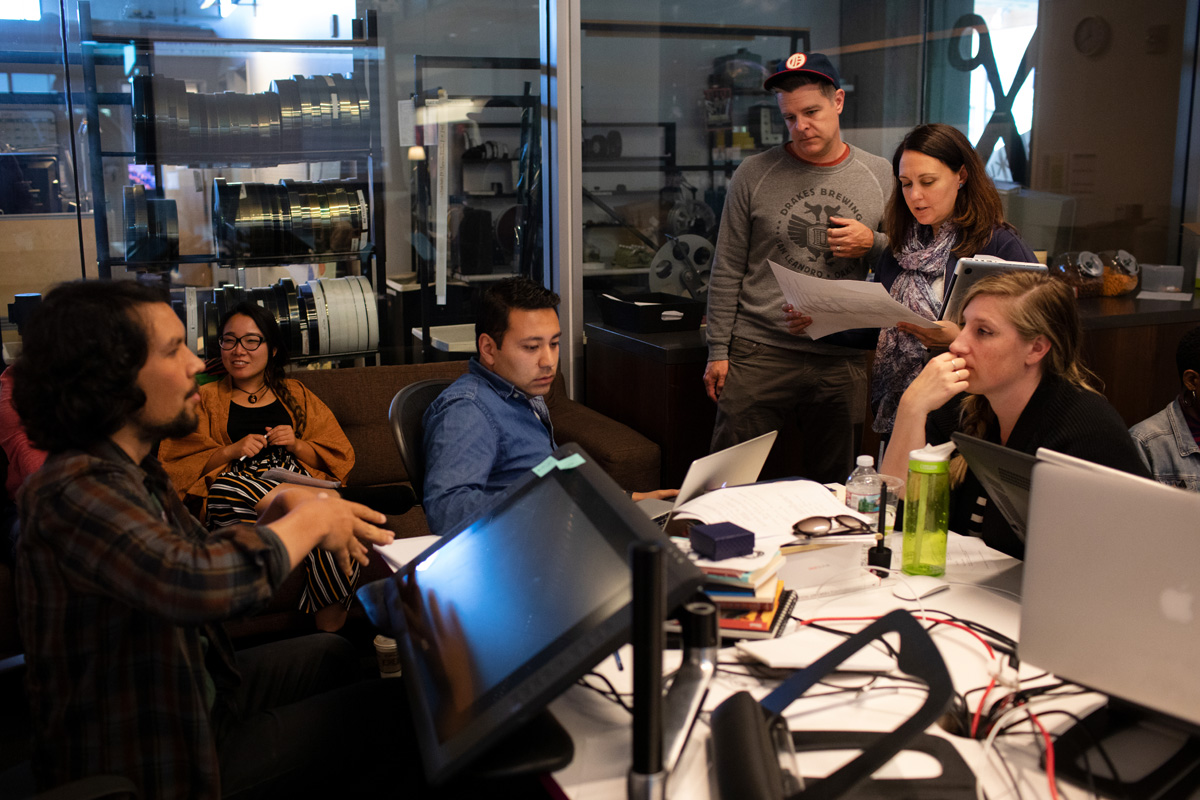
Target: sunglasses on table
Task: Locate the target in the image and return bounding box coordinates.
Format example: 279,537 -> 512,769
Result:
791,514 -> 875,539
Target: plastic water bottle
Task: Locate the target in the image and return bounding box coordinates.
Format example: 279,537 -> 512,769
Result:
902,442 -> 955,576
845,455 -> 882,527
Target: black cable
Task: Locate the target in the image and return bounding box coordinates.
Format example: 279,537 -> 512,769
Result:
577,672 -> 632,714
998,708 -> 1117,791
987,740 -> 1028,800
803,619 -> 902,662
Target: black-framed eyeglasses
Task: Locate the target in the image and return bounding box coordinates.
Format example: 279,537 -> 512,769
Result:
218,334 -> 265,351
792,514 -> 873,538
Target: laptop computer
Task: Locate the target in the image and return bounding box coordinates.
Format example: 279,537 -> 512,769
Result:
938,258 -> 1046,323
1021,447 -> 1200,733
949,432 -> 1037,543
637,430 -> 778,523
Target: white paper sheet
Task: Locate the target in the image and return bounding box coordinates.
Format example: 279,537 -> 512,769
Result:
672,479 -> 870,549
768,259 -> 935,338
373,535 -> 441,572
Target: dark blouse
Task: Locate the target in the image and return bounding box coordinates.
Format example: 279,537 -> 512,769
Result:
925,373 -> 1150,559
226,399 -> 292,444
875,224 -> 1037,297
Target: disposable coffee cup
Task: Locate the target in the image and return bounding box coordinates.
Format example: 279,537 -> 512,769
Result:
373,634 -> 402,678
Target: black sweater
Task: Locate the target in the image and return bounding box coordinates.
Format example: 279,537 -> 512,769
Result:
925,373 -> 1149,559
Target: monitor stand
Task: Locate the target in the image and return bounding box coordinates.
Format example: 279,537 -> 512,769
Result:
467,708 -> 575,780
1051,701 -> 1200,799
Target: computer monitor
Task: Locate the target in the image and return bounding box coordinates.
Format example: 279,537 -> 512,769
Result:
357,443 -> 704,786
1022,448 -> 1200,796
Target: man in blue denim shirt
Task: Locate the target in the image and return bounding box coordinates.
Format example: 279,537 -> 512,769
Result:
1130,326 -> 1200,492
423,278 -> 672,535
422,277 -> 561,535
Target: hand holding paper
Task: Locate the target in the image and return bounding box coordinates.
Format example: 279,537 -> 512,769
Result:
769,259 -> 936,338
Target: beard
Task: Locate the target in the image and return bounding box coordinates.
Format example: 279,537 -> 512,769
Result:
135,382 -> 201,442
138,405 -> 199,442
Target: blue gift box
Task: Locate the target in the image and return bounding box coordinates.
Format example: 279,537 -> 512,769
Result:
689,521 -> 755,561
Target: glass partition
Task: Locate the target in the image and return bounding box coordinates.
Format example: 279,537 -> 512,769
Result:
576,0 -> 1194,321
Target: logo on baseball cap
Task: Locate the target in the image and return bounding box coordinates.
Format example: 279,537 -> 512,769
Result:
763,52 -> 841,92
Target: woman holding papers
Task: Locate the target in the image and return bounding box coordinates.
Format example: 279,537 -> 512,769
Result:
881,271 -> 1148,559
160,302 -> 386,630
866,123 -> 1035,435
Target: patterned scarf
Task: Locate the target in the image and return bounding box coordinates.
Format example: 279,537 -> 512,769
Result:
870,223 -> 958,434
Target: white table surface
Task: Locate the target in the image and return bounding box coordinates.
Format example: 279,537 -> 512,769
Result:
549,533 -> 1111,799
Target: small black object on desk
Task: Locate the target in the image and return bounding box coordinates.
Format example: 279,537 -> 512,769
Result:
867,482 -> 892,578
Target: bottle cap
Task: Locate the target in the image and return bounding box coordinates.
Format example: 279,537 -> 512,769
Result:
856,455 -> 874,467
908,441 -> 955,474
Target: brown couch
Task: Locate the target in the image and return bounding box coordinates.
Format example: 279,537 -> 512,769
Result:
0,360 -> 661,656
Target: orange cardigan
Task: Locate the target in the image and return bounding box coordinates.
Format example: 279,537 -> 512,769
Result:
159,376 -> 355,504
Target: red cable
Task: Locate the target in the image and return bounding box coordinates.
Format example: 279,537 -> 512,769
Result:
1027,708 -> 1059,800
971,678 -> 996,738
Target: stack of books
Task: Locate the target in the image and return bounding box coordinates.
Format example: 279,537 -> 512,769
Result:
670,539 -> 799,640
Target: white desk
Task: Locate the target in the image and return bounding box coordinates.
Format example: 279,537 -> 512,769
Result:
549,534 -> 1109,799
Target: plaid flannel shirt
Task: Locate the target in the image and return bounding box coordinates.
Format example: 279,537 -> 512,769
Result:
15,439 -> 290,799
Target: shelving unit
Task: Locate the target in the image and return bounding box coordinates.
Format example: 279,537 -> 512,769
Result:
75,1 -> 386,365
409,54 -> 542,360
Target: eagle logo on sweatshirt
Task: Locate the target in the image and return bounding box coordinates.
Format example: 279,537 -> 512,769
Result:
786,201 -> 842,261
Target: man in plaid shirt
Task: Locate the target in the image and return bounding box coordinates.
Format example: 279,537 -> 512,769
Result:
12,281 -> 397,799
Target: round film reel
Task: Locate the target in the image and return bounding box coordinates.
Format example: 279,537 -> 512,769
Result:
306,278 -> 331,356
352,275 -> 379,351
648,234 -> 713,301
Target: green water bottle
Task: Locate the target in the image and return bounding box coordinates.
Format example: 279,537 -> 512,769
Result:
902,442 -> 955,577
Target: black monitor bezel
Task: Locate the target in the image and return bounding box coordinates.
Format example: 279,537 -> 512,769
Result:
358,442 -> 703,786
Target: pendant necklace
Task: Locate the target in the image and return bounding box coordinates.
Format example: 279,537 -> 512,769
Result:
236,382 -> 268,404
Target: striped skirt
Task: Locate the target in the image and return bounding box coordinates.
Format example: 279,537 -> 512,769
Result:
207,448 -> 359,613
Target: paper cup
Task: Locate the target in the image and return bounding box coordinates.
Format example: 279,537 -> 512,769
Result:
373,634 -> 402,678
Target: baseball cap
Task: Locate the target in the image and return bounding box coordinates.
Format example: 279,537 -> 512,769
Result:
762,52 -> 841,92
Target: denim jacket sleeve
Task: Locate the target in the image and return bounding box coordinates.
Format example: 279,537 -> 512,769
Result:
422,391 -> 505,536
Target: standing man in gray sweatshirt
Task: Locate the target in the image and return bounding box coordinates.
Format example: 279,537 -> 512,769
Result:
704,52 -> 893,483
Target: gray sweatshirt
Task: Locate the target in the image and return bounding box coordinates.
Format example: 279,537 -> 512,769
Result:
706,143 -> 893,360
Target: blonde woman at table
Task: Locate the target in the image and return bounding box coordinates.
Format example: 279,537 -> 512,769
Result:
160,302 -> 374,631
881,271 -> 1147,559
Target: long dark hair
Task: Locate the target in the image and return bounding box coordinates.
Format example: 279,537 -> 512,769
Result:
883,123 -> 1013,258
220,302 -> 306,436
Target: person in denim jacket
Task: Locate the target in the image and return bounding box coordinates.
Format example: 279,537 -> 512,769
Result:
422,278 -> 674,536
1130,327 -> 1200,492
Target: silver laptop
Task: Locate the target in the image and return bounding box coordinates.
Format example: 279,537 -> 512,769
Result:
637,430 -> 778,523
1021,448 -> 1200,730
950,432 -> 1036,542
939,258 -> 1046,323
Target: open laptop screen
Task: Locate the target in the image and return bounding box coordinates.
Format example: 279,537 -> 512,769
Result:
358,443 -> 704,785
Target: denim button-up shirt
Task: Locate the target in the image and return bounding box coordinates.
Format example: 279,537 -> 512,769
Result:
1130,398 -> 1200,492
422,358 -> 557,535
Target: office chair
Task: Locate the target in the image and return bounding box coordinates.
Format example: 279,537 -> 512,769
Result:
387,379 -> 454,503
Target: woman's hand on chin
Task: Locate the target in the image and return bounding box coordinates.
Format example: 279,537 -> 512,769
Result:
900,352 -> 971,416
